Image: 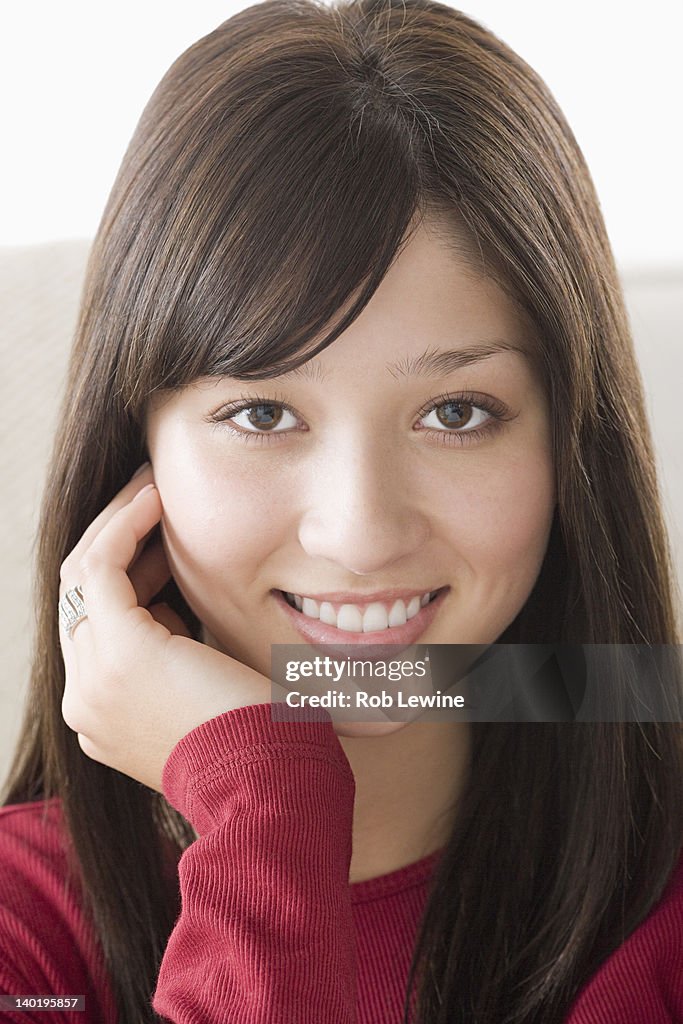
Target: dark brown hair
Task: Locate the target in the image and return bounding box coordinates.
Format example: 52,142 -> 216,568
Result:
3,1 -> 682,1020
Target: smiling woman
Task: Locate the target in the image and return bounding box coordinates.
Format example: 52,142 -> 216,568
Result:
1,1 -> 682,1023
145,217 -> 555,682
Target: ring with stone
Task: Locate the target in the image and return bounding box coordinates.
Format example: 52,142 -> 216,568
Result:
58,584 -> 88,640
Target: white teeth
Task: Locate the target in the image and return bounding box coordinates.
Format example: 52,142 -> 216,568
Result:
388,600 -> 407,627
301,597 -> 319,618
285,590 -> 435,632
337,604 -> 363,632
319,601 -> 337,625
363,602 -> 389,633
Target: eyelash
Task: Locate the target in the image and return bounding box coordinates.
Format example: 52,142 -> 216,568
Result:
415,391 -> 512,446
207,390 -> 513,447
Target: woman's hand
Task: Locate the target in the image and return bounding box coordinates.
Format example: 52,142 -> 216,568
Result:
58,463 -> 276,793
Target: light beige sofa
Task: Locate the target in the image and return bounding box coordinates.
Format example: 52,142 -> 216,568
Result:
1,241 -> 681,783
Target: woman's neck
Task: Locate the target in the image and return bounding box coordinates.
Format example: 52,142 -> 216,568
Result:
198,624 -> 470,884
337,718 -> 471,884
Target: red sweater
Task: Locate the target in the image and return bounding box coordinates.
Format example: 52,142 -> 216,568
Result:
0,702 -> 681,1022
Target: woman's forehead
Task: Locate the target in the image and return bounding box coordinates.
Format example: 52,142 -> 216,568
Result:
145,217 -> 542,414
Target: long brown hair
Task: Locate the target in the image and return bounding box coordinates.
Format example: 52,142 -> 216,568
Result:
3,1 -> 682,1020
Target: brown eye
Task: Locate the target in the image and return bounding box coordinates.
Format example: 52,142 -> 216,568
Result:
435,401 -> 472,428
420,399 -> 491,434
225,402 -> 298,434
246,404 -> 283,430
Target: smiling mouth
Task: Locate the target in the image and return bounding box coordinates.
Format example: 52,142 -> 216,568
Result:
278,589 -> 443,634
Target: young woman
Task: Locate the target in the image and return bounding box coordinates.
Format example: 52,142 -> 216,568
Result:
1,1 -> 682,1021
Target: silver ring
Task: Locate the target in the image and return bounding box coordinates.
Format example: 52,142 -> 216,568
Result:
59,584 -> 88,640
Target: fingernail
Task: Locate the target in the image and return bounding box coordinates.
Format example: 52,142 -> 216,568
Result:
132,461 -> 151,479
133,483 -> 156,502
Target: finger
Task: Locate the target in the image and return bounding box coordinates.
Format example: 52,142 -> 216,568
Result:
72,463 -> 154,554
129,522 -> 161,573
60,463 -> 154,590
79,484 -> 163,641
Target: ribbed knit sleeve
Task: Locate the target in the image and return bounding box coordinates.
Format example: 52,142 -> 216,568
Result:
152,702 -> 357,1024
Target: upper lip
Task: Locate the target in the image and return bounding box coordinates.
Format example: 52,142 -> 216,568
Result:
276,586 -> 446,604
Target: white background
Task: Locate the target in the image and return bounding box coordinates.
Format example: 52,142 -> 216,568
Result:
1,0 -> 681,272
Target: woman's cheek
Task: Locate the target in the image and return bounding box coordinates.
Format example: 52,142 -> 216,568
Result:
475,455 -> 556,624
152,468 -> 259,606
431,445 -> 555,584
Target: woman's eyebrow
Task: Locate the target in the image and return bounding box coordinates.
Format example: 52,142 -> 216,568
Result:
387,341 -> 526,379
265,339 -> 527,386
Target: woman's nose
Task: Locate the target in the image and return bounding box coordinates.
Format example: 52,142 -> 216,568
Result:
296,439 -> 430,575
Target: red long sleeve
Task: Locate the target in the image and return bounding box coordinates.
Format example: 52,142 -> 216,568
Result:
153,701 -> 357,1022
1,700 -> 682,1022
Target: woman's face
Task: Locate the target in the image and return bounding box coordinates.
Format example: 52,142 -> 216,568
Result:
145,218 -> 556,695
